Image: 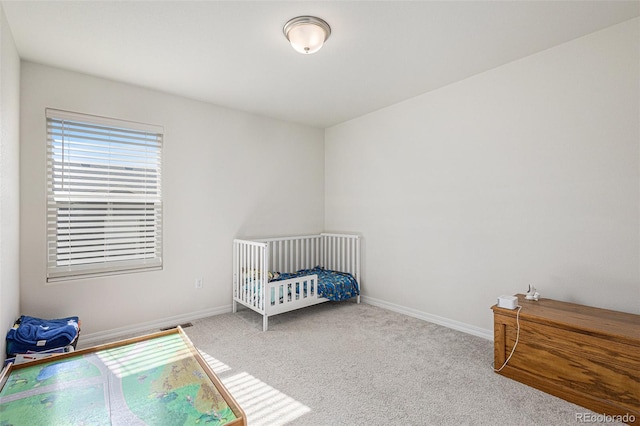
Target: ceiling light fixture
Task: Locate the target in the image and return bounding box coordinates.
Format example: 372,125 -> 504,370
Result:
283,16 -> 331,54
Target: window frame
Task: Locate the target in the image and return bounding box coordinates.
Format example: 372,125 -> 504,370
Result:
45,108 -> 163,282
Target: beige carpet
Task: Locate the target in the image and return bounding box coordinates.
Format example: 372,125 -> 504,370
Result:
179,302 -> 621,426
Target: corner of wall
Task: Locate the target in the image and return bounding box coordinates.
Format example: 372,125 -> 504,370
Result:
0,3 -> 22,361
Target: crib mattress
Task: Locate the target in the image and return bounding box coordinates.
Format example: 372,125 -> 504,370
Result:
273,266 -> 359,301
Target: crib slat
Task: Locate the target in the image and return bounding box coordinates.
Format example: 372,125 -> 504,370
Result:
249,244 -> 253,305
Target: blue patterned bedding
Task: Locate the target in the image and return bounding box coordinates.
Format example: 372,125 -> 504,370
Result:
272,266 -> 359,301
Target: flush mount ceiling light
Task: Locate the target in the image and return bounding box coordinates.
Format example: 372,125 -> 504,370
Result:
283,16 -> 331,54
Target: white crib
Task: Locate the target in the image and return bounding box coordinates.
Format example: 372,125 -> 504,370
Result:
232,233 -> 361,331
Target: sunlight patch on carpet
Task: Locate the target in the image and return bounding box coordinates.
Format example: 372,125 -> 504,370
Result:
222,372 -> 311,425
196,350 -> 311,425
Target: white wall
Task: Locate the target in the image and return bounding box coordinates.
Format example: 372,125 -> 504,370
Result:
325,18 -> 640,335
0,4 -> 20,359
20,62 -> 324,338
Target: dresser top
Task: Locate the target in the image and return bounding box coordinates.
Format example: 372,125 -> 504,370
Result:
492,294 -> 640,345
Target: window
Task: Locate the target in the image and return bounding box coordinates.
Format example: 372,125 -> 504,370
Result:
46,109 -> 163,281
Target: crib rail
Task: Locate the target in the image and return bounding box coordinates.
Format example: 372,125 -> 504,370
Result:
254,233 -> 360,282
266,274 -> 320,316
256,235 -> 322,273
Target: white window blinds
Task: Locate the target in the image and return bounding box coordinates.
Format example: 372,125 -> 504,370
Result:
46,109 -> 163,281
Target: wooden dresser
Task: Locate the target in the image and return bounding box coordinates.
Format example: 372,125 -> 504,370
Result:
492,294 -> 640,424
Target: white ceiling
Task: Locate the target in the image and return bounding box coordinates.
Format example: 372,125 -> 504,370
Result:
2,1 -> 639,128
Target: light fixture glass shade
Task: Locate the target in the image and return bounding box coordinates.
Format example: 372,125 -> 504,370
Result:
283,16 -> 331,54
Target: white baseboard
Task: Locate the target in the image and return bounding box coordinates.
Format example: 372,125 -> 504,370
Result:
78,299 -> 492,347
78,305 -> 232,348
362,296 -> 493,341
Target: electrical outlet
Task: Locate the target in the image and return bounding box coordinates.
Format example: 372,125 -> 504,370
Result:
195,278 -> 203,289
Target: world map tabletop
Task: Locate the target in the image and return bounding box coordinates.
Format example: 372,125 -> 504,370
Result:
0,327 -> 246,425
